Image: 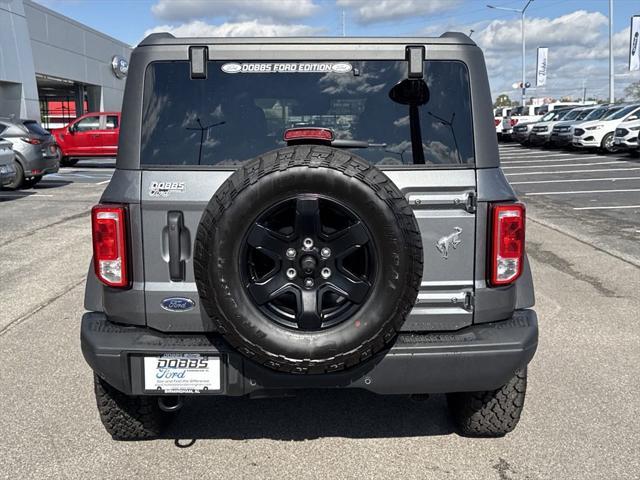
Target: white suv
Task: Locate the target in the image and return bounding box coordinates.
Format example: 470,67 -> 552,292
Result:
573,104 -> 640,153
613,118 -> 640,152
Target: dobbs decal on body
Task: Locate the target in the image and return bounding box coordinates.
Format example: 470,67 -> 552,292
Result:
149,181 -> 185,197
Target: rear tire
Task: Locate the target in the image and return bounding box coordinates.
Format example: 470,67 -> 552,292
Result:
94,374 -> 171,440
446,368 -> 527,437
6,161 -> 24,189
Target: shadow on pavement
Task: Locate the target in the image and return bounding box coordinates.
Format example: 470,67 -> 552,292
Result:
32,181 -> 72,189
163,390 -> 455,443
69,158 -> 116,169
0,180 -> 70,201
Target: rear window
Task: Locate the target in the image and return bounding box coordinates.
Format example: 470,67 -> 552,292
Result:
22,121 -> 50,136
141,60 -> 474,167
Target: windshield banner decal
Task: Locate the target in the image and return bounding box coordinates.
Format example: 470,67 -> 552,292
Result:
221,62 -> 353,74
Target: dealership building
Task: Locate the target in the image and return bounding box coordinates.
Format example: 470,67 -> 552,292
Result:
0,0 -> 131,128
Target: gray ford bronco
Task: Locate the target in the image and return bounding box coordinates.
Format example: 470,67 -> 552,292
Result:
82,33 -> 537,440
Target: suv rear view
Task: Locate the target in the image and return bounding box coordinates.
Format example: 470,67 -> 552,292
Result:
82,33 -> 538,440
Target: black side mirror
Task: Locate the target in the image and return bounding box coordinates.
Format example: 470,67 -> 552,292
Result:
68,124 -> 76,134
389,79 -> 430,106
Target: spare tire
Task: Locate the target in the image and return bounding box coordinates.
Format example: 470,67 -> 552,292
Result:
194,146 -> 422,374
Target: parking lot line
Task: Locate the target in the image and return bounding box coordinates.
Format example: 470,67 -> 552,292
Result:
506,167 -> 640,176
503,161 -> 631,169
510,176 -> 640,185
502,156 -> 610,164
573,205 -> 640,210
96,180 -> 111,185
500,152 -> 577,158
525,189 -> 640,196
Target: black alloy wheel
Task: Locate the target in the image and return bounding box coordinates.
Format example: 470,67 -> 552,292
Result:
241,195 -> 376,331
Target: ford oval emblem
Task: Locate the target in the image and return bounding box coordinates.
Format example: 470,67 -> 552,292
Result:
161,297 -> 195,312
331,62 -> 353,74
221,62 -> 242,74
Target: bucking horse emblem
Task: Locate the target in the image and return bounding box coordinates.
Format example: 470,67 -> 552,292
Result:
435,227 -> 462,259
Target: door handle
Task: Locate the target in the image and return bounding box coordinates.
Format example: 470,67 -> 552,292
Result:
167,211 -> 185,281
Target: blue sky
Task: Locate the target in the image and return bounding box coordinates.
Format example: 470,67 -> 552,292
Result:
36,0 -> 640,101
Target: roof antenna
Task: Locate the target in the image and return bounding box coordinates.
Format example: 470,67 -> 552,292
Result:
468,29 -> 475,37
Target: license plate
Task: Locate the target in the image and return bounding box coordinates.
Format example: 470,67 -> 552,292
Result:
144,354 -> 221,393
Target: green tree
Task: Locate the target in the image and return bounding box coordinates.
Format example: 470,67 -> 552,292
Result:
624,80 -> 640,101
494,94 -> 512,108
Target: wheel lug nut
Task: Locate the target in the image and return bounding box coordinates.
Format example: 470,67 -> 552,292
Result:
304,278 -> 314,288
303,237 -> 314,250
321,267 -> 331,279
286,248 -> 297,259
286,268 -> 297,280
320,247 -> 331,258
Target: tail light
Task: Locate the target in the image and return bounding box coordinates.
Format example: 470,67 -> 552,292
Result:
21,137 -> 42,145
91,205 -> 129,288
494,119 -> 501,126
510,118 -> 519,127
284,127 -> 334,144
490,204 -> 525,286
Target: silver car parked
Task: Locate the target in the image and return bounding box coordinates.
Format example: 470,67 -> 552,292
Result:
0,118 -> 59,189
0,139 -> 17,187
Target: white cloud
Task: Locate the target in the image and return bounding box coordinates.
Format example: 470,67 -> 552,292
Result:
337,0 -> 460,24
461,10 -> 639,101
475,10 -> 608,52
151,0 -> 319,22
143,20 -> 322,39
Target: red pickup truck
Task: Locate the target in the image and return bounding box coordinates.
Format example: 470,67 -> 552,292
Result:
51,112 -> 120,166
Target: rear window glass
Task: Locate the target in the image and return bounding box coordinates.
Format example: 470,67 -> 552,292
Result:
22,121 -> 50,136
141,60 -> 474,167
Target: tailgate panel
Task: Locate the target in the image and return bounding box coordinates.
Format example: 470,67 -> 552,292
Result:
141,169 -> 476,332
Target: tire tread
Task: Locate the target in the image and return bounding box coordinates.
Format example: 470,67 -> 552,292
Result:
94,374 -> 169,440
447,368 -> 527,437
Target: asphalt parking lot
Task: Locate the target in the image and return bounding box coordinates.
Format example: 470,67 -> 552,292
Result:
500,143 -> 640,264
0,154 -> 639,479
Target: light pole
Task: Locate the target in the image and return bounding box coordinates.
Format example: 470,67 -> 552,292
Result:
608,0 -> 614,103
487,0 -> 534,107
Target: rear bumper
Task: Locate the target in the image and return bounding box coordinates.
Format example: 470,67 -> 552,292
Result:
0,162 -> 17,186
24,154 -> 59,176
81,309 -> 538,396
